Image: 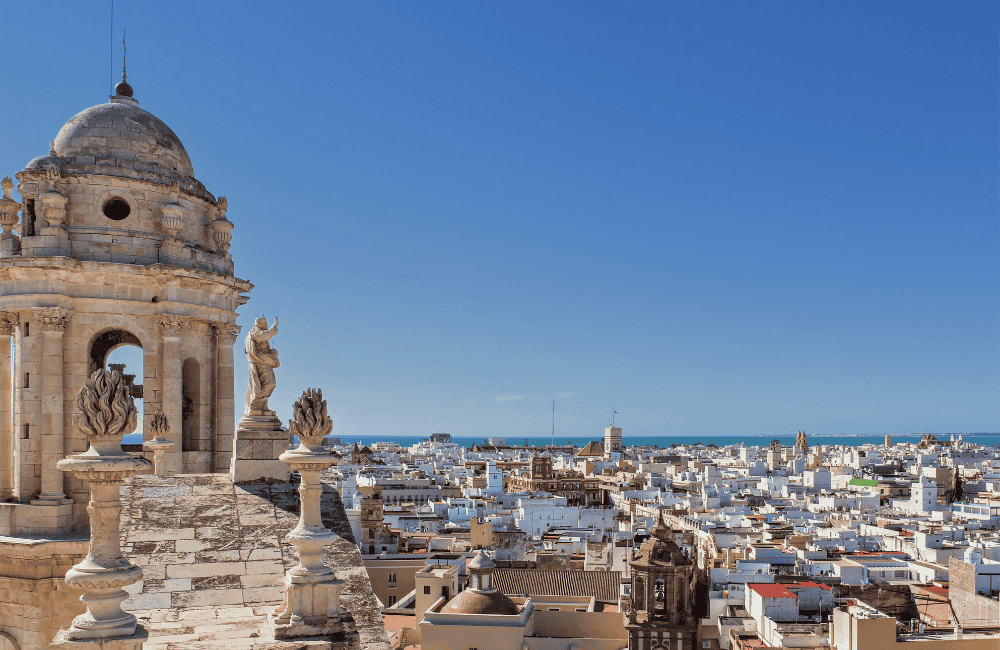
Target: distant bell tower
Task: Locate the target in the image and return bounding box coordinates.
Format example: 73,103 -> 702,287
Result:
604,426 -> 622,457
0,79 -> 251,532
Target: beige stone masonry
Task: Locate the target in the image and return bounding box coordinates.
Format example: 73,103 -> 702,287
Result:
115,473 -> 385,649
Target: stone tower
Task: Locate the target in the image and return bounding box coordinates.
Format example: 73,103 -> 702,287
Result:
529,451 -> 553,480
625,508 -> 698,650
604,425 -> 622,457
0,80 -> 251,533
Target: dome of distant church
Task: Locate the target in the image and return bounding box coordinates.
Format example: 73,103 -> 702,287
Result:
46,101 -> 194,177
440,589 -> 520,616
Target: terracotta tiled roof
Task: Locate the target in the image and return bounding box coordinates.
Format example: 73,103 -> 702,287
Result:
491,569 -> 621,602
577,441 -> 605,457
747,583 -> 797,599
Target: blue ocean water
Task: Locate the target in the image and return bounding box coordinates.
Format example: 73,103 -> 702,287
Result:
312,433 -> 1000,450
121,432 -> 1000,448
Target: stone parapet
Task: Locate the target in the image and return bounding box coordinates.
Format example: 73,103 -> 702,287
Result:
0,501 -> 75,536
0,535 -> 88,648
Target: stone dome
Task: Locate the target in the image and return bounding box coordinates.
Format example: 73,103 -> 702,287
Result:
440,589 -> 520,616
51,99 -> 194,177
467,550 -> 495,571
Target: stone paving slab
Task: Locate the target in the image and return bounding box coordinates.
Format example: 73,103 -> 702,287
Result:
120,473 -> 389,649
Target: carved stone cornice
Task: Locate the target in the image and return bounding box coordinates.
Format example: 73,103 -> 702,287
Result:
0,311 -> 19,336
213,322 -> 242,345
158,314 -> 190,337
33,307 -> 71,332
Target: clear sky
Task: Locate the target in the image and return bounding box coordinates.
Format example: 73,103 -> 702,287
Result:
1,1 -> 996,439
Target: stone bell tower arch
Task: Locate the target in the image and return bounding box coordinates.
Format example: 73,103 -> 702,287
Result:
0,78 -> 252,534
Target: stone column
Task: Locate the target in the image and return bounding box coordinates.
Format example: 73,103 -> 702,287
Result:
0,312 -> 17,499
54,370 -> 150,649
34,307 -> 71,504
158,315 -> 188,475
213,323 -> 240,472
270,388 -> 356,643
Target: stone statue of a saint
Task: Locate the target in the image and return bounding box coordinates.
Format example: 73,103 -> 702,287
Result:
244,316 -> 279,416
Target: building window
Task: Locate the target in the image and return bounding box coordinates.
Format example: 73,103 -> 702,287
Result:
388,573 -> 397,588
388,595 -> 397,606
423,586 -> 430,595
704,643 -> 711,648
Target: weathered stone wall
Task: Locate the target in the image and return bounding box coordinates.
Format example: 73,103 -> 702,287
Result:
949,557 -> 1000,627
0,537 -> 87,648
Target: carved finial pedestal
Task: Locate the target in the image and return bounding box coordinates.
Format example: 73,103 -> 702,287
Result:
143,412 -> 175,476
269,389 -> 357,645
52,370 -> 151,649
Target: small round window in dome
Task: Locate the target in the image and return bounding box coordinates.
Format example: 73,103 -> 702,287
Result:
102,198 -> 131,221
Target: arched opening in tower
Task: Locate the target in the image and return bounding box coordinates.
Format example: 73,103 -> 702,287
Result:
92,329 -> 144,444
181,358 -> 206,453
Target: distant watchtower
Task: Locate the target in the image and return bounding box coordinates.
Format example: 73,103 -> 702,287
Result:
0,82 -> 251,532
604,426 -> 622,457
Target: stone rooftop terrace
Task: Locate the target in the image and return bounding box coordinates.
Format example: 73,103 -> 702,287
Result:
119,472 -> 391,650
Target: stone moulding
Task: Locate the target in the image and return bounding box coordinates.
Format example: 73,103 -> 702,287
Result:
0,311 -> 19,336
157,314 -> 189,336
33,307 -> 71,332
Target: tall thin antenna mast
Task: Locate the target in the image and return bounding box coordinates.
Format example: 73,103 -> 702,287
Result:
552,399 -> 555,448
110,0 -> 114,94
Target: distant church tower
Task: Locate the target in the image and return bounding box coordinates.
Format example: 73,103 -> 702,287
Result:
625,508 -> 699,650
0,78 -> 251,530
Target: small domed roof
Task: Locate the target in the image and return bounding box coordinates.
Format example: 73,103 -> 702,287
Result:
468,550 -> 495,571
52,100 -> 194,176
440,589 -> 520,616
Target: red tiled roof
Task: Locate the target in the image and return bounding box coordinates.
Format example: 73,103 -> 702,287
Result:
747,583 -> 797,599
921,586 -> 949,597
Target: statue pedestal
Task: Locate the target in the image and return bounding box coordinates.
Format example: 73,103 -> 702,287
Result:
50,626 -> 148,650
230,412 -> 291,483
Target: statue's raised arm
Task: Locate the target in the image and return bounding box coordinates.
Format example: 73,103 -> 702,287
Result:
244,316 -> 280,416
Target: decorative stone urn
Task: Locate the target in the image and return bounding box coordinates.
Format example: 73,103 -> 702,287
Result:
210,197 -> 233,253
270,388 -> 356,643
142,412 -> 175,476
161,203 -> 183,239
40,189 -> 68,228
53,370 -> 151,648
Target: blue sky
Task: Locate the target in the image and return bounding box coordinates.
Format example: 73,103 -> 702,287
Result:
2,1 -> 997,438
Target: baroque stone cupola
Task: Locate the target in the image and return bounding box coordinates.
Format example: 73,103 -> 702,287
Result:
0,79 -> 253,533
626,507 -> 699,650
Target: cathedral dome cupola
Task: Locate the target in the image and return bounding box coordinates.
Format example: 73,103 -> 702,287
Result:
51,96 -> 193,177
